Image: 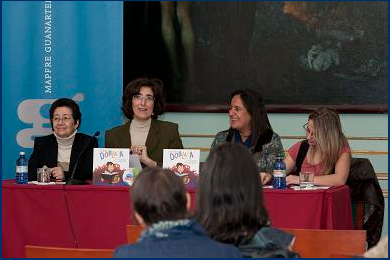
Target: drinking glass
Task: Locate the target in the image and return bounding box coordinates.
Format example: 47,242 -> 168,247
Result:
299,172 -> 314,189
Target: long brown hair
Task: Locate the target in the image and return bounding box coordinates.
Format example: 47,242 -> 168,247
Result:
194,143 -> 269,245
309,107 -> 349,174
228,89 -> 273,148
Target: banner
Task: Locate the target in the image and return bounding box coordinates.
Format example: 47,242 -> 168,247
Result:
2,1 -> 123,180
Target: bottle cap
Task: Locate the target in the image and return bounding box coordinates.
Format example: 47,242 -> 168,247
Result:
20,151 -> 25,155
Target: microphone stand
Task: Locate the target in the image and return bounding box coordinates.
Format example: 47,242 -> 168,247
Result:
66,131 -> 100,185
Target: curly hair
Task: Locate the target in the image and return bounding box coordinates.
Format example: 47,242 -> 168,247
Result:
122,77 -> 164,119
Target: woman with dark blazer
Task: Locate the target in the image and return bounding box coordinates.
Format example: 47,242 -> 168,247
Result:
105,78 -> 183,167
28,98 -> 98,182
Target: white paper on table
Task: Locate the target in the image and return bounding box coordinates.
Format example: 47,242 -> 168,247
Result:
28,181 -> 65,185
291,185 -> 331,190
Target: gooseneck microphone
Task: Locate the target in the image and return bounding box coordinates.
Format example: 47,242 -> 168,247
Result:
66,131 -> 100,185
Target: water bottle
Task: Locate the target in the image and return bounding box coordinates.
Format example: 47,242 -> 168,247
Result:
273,153 -> 286,189
16,152 -> 28,184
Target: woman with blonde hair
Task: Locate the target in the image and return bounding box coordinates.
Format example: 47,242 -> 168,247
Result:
284,107 -> 351,186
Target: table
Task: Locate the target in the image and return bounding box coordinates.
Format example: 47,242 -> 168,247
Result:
2,182 -> 76,258
2,180 -> 353,258
263,185 -> 354,229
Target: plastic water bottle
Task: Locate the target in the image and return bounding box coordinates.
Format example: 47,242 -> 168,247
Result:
16,152 -> 28,184
273,153 -> 286,189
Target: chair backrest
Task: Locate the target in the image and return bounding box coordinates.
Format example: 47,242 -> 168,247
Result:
25,245 -> 114,258
329,252 -> 363,258
282,228 -> 367,258
126,225 -> 144,243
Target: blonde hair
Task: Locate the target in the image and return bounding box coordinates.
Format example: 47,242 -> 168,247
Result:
309,107 -> 349,174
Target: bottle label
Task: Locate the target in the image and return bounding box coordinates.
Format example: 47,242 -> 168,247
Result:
273,169 -> 286,177
16,166 -> 28,173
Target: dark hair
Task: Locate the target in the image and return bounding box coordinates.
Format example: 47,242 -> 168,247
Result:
106,162 -> 114,166
131,167 -> 187,225
122,77 -> 164,120
195,143 -> 269,246
228,89 -> 273,148
49,98 -> 82,129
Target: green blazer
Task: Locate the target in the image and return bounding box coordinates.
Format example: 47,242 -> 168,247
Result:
105,119 -> 183,166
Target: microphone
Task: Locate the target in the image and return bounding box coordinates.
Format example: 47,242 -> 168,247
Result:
66,131 -> 100,185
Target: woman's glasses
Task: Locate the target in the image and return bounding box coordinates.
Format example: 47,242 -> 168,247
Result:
303,123 -> 314,136
132,94 -> 155,103
53,116 -> 73,123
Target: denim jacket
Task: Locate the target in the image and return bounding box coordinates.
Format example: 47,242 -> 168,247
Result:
238,226 -> 298,258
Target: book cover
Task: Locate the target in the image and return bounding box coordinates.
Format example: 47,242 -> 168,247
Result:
163,149 -> 200,188
93,148 -> 130,186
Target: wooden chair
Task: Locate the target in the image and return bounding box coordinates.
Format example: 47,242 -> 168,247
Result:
25,245 -> 114,258
126,224 -> 144,243
282,228 -> 367,258
329,252 -> 363,258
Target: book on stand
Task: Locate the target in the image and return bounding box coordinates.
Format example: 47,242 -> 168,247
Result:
163,149 -> 200,188
93,148 -> 133,186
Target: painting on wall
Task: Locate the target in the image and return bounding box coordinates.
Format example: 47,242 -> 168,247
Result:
123,1 -> 388,113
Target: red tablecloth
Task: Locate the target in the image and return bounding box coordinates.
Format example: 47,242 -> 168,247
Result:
263,185 -> 354,229
2,181 -> 76,258
2,180 -> 353,258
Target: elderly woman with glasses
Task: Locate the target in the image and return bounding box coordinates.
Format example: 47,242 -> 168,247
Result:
105,77 -> 183,167
283,107 -> 351,186
28,98 -> 98,182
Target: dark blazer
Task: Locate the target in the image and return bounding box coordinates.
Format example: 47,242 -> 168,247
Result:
105,119 -> 183,166
28,133 -> 98,181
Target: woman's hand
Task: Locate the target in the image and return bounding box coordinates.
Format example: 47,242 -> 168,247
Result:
286,175 -> 299,185
259,172 -> 273,185
130,145 -> 157,167
50,167 -> 65,180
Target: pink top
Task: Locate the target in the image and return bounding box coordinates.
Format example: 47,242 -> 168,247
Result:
287,141 -> 351,175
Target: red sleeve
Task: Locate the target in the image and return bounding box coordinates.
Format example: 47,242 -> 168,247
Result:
341,145 -> 351,154
287,141 -> 303,161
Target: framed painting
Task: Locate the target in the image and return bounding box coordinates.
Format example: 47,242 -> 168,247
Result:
123,1 -> 388,113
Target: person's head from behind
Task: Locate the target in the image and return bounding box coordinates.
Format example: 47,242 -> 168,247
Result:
122,77 -> 164,121
195,143 -> 269,245
49,98 -> 82,138
305,107 -> 348,173
131,167 -> 188,226
229,89 -> 273,146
